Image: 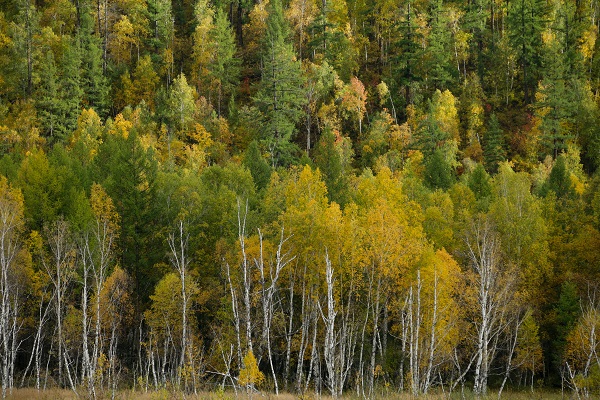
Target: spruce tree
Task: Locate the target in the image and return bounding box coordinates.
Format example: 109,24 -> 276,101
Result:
537,39 -> 574,159
467,163 -> 492,210
36,51 -> 61,141
78,9 -> 109,117
551,281 -> 580,373
95,130 -> 160,311
393,0 -> 422,106
425,0 -> 456,91
209,9 -> 240,116
243,141 -> 272,191
253,0 -> 306,167
541,155 -> 575,199
314,128 -> 347,205
424,148 -> 454,190
58,39 -> 83,140
483,113 -> 505,173
507,0 -> 549,103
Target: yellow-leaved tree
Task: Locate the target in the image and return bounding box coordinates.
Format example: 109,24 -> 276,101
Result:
238,349 -> 264,396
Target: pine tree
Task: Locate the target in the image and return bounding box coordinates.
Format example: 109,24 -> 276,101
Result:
58,39 -> 83,140
552,281 -> 580,372
208,9 -> 240,116
95,130 -> 160,311
253,0 -> 306,167
78,9 -> 109,117
314,128 -> 347,205
467,163 -> 492,210
243,141 -> 272,191
36,51 -> 61,141
424,148 -> 454,190
537,39 -> 574,159
541,155 -> 575,199
425,0 -> 456,91
507,0 -> 549,103
483,113 -> 505,173
307,6 -> 356,81
393,0 -> 422,106
147,0 -> 173,51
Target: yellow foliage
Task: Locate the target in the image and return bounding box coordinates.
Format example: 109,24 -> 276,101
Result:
431,89 -> 460,142
90,183 -> 120,236
238,350 -> 264,388
191,0 -> 215,89
515,311 -> 543,374
244,0 -> 270,57
286,0 -> 318,47
565,308 -> 600,373
98,267 -> 134,333
581,27 -> 597,61
110,15 -> 136,64
107,113 -> 133,139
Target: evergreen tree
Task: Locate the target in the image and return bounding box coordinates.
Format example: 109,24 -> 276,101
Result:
208,9 -> 240,116
58,39 -> 83,140
541,155 -> 575,199
483,113 -> 505,173
8,0 -> 39,98
35,51 -> 61,141
425,0 -> 457,91
424,147 -> 454,190
243,140 -> 272,191
314,128 -> 347,205
554,0 -> 587,77
95,130 -> 160,310
253,0 -> 306,167
147,0 -> 173,51
467,163 -> 492,211
393,0 -> 422,106
537,39 -> 576,160
551,281 -> 580,372
507,0 -> 548,104
78,9 -> 109,117
307,7 -> 356,81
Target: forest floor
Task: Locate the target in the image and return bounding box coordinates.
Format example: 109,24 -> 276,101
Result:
4,388 -> 569,400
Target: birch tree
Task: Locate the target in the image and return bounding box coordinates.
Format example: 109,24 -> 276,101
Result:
255,227 -> 294,394
42,218 -> 77,392
463,215 -> 517,396
79,183 -> 120,398
0,177 -> 25,398
167,219 -> 196,391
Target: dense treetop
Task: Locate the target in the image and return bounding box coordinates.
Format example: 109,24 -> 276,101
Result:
0,0 -> 600,397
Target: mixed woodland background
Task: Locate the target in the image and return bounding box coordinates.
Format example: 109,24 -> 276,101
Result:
1,0 -> 600,397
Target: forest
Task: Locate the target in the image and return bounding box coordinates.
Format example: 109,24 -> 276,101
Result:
0,0 -> 600,397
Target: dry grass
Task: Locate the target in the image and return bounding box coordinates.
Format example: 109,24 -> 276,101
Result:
4,388 -> 566,400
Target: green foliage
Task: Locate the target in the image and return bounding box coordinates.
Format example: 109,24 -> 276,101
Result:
552,281 -> 580,368
425,0 -> 457,91
483,114 -> 506,174
507,0 -> 549,103
208,9 -> 240,116
540,155 -> 575,199
35,50 -> 60,140
243,141 -> 271,191
78,10 -> 109,117
314,127 -> 348,205
467,163 -> 492,211
2,0 -> 600,395
253,0 -> 306,167
94,130 -> 161,306
424,148 -> 454,190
